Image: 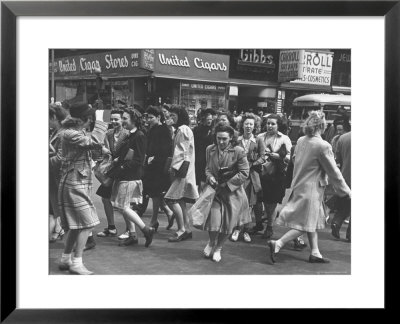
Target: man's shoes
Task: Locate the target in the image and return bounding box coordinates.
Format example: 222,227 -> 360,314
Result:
262,226 -> 273,240
142,226 -> 155,247
69,263 -> 94,275
243,232 -> 252,243
293,237 -> 307,250
97,227 -> 117,237
249,224 -> 264,235
118,230 -> 130,240
84,236 -> 96,251
229,229 -> 240,242
118,236 -> 139,246
331,223 -> 341,239
309,255 -> 330,263
168,231 -> 191,243
267,240 -> 277,264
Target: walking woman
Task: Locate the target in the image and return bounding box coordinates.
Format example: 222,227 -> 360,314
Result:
57,103 -> 108,275
164,105 -> 199,242
49,103 -> 68,243
108,107 -> 155,247
202,124 -> 250,262
96,109 -> 130,239
143,105 -> 174,231
257,114 -> 292,240
267,111 -> 351,264
230,113 -> 265,243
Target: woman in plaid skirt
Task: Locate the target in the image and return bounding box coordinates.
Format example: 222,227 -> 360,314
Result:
57,103 -> 108,275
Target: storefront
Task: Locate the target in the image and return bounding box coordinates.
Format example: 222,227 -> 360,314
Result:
223,49 -> 280,114
331,49 -> 351,94
151,49 -> 230,122
50,49 -> 154,109
50,49 -> 230,127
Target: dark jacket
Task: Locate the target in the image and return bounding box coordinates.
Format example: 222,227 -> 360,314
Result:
193,124 -> 213,183
109,129 -> 147,181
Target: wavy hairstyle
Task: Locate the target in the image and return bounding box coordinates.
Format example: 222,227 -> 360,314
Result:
238,112 -> 258,135
261,113 -> 284,133
169,104 -> 190,127
302,110 -> 326,136
146,105 -> 165,123
124,107 -> 144,130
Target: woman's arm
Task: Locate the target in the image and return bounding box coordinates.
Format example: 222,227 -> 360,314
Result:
318,143 -> 351,198
253,136 -> 266,166
205,145 -> 217,186
171,126 -> 191,171
65,120 -> 108,150
226,148 -> 250,192
121,133 -> 147,171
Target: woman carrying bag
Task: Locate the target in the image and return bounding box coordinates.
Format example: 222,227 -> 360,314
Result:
257,114 -> 292,240
230,113 -> 265,243
107,107 -> 155,248
202,124 -> 250,262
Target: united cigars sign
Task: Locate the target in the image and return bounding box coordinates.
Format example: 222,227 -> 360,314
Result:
50,49 -> 155,78
154,50 -> 230,81
278,50 -> 334,86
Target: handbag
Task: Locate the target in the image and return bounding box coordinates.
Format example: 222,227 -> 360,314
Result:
175,160 -> 190,178
163,157 -> 173,175
261,160 -> 276,176
93,153 -> 114,187
188,185 -> 216,230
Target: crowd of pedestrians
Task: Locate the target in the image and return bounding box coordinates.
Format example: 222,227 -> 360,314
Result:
49,101 -> 351,274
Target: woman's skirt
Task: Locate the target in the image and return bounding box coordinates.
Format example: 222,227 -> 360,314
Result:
260,173 -> 286,204
58,169 -> 99,230
111,180 -> 143,210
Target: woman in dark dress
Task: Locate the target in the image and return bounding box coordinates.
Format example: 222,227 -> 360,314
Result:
143,106 -> 174,230
257,114 -> 292,240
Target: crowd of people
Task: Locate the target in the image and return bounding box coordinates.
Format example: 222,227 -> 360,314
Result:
49,101 -> 351,274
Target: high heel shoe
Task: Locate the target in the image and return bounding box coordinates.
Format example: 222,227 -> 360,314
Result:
166,214 -> 175,230
151,221 -> 159,233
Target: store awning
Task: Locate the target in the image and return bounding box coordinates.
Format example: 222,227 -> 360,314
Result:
279,82 -> 331,92
227,78 -> 279,87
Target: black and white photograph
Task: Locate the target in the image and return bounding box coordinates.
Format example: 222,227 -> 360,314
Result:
3,5 -> 393,315
48,48 -> 352,275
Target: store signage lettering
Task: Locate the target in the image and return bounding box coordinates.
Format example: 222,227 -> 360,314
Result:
297,51 -> 333,85
239,49 -> 274,65
278,50 -> 301,82
181,82 -> 226,92
80,58 -> 101,73
158,52 -> 227,72
194,57 -> 227,72
278,49 -> 333,86
58,58 -> 77,73
153,50 -> 229,80
51,50 -> 146,77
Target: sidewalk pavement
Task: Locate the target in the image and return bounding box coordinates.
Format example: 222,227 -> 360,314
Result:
49,181 -> 351,275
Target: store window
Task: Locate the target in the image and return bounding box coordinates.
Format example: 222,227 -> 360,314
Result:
180,81 -> 227,118
55,80 -> 85,104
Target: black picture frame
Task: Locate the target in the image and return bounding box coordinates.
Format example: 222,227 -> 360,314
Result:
1,0 -> 399,321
